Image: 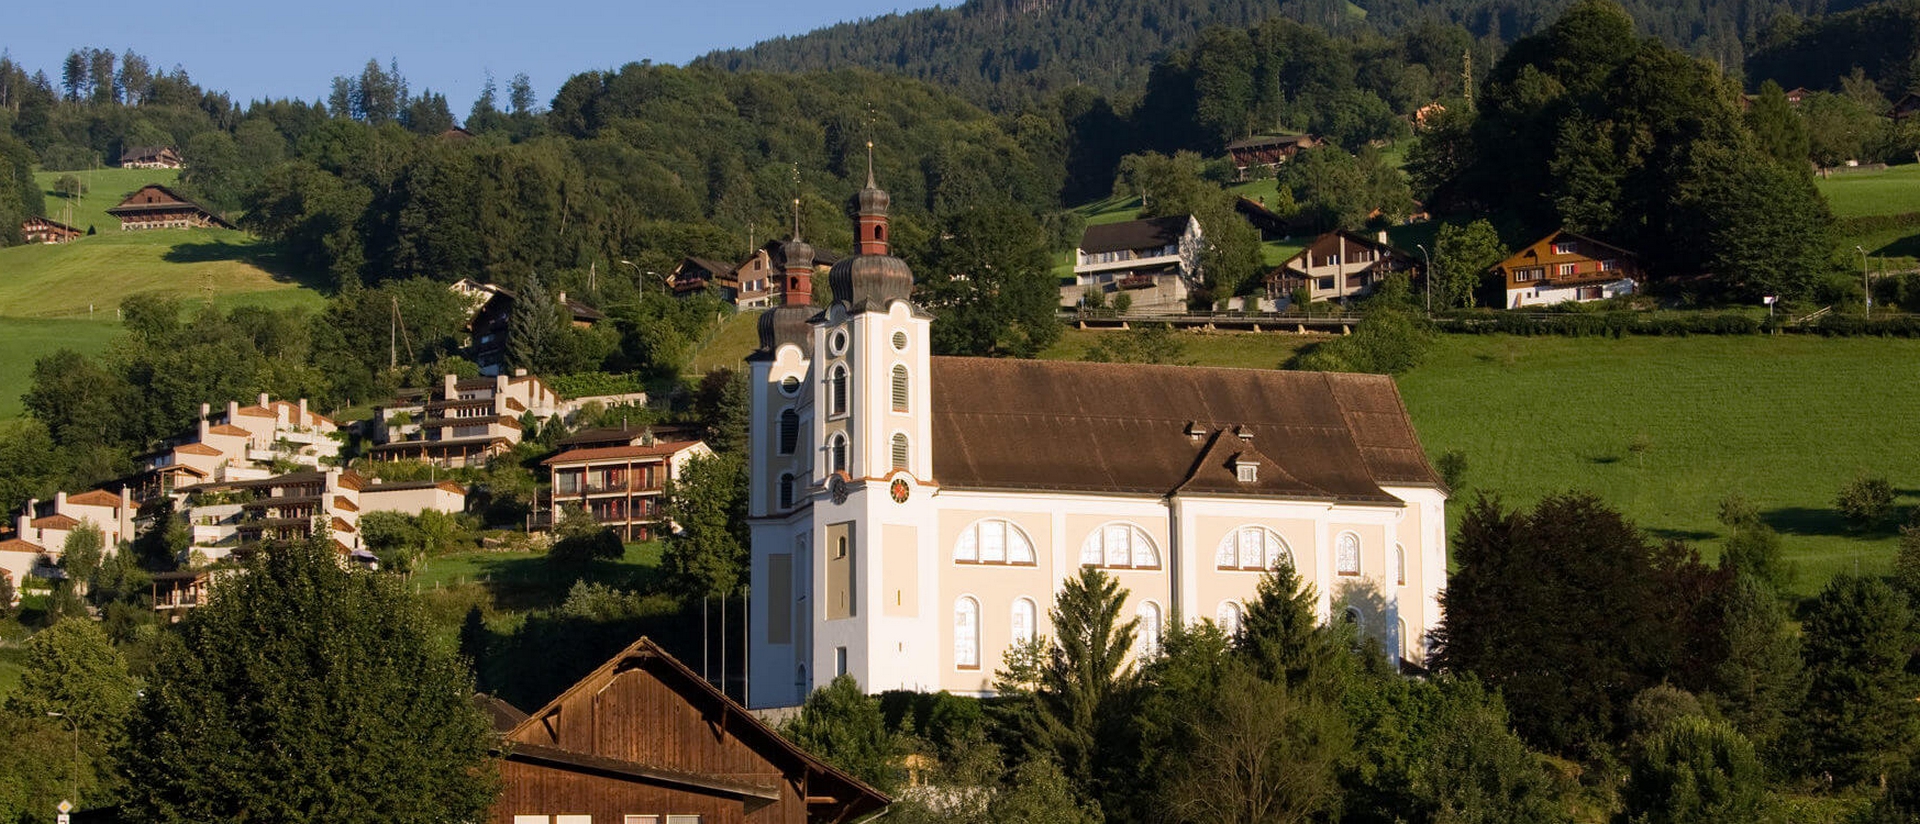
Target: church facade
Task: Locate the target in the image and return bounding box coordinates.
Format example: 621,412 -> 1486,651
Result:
746,167 -> 1449,709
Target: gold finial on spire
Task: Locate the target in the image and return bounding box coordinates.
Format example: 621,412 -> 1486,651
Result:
865,104 -> 877,188
790,162 -> 802,240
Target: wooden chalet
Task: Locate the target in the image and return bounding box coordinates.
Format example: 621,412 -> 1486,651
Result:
490,637 -> 889,824
671,257 -> 737,299
21,215 -> 81,244
469,287 -> 606,374
106,184 -> 237,231
1225,133 -> 1321,179
1892,92 -> 1920,122
1493,230 -> 1643,308
120,145 -> 183,169
1266,229 -> 1419,304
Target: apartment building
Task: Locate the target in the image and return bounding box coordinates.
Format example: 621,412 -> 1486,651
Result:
544,437 -> 711,542
370,372 -> 561,468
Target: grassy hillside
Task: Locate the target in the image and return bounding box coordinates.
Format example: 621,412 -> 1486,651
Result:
36,166 -> 187,233
0,230 -> 315,317
0,319 -> 119,418
0,169 -> 326,418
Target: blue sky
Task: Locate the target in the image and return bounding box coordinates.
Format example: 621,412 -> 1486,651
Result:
4,0 -> 927,113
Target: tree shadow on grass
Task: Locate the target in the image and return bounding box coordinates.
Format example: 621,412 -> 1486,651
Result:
1867,233 -> 1920,258
163,237 -> 330,291
425,552 -> 666,613
1761,506 -> 1890,539
1645,527 -> 1718,542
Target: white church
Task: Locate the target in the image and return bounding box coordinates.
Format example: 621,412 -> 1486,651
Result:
745,163 -> 1449,709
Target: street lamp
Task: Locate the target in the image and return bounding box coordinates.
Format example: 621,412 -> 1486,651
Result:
1415,243 -> 1432,314
47,711 -> 78,812
1855,245 -> 1871,317
617,259 -> 643,295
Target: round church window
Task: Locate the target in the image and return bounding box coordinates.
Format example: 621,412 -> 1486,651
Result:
892,331 -> 908,351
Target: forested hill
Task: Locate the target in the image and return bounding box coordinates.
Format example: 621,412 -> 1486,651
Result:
693,0 -> 1869,107
1747,0 -> 1920,97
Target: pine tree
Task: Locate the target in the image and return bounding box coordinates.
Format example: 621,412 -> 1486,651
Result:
1796,575 -> 1920,786
505,274 -> 562,372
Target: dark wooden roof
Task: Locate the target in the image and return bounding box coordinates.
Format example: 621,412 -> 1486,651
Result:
120,145 -> 178,162
105,184 -> 237,228
507,637 -> 889,820
928,357 -> 1442,501
1079,215 -> 1192,254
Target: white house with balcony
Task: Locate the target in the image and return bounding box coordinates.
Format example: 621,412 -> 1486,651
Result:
1064,215 -> 1204,311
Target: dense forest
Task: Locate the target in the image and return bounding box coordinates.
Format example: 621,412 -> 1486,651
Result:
695,0 -> 1874,108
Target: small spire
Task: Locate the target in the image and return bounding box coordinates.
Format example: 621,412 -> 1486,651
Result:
864,104 -> 878,189
790,163 -> 802,240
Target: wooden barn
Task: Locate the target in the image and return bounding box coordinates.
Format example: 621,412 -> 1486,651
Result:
106,184 -> 236,231
489,637 -> 888,824
21,215 -> 81,244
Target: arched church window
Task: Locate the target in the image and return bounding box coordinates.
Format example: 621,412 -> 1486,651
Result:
1216,601 -> 1244,637
1139,601 -> 1163,658
1079,522 -> 1160,569
1395,544 -> 1406,586
955,597 -> 980,670
1011,598 -> 1037,645
778,408 -> 798,455
953,519 -> 1036,565
1215,526 -> 1292,571
891,365 -> 909,412
830,434 -> 848,474
778,474 -> 795,508
1336,532 -> 1362,577
828,365 -> 848,416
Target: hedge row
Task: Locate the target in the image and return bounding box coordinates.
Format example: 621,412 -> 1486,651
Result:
1432,312 -> 1766,337
1426,311 -> 1920,337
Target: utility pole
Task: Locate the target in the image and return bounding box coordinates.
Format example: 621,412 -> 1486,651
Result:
1416,243 -> 1432,314
1856,245 -> 1871,318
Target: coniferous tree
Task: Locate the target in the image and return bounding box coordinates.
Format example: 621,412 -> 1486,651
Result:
1746,80 -> 1810,166
1796,575 -> 1920,786
1700,574 -> 1803,757
505,274 -> 562,372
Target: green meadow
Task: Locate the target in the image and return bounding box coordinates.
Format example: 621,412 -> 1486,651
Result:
1399,334 -> 1918,593
0,169 -> 327,418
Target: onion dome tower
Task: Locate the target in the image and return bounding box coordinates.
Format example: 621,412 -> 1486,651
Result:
827,143 -> 914,313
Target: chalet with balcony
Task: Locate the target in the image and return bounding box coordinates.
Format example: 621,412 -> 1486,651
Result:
545,439 -> 711,542
1225,134 -> 1321,179
488,637 -> 888,824
120,145 -> 183,169
22,215 -> 81,244
1267,229 -> 1420,304
106,184 -> 236,231
371,372 -> 561,468
668,256 -> 734,299
1494,231 -> 1642,308
1066,215 -> 1204,311
468,287 -> 606,375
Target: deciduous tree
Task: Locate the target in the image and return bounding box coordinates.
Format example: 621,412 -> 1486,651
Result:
120,536 -> 497,824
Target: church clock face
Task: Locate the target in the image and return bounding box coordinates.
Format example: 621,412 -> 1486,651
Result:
890,478 -> 910,503
829,475 -> 849,505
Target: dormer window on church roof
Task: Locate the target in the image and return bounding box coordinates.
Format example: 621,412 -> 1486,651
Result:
1231,454 -> 1259,484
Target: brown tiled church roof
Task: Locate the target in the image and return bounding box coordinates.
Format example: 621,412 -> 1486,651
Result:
927,358 -> 1440,502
